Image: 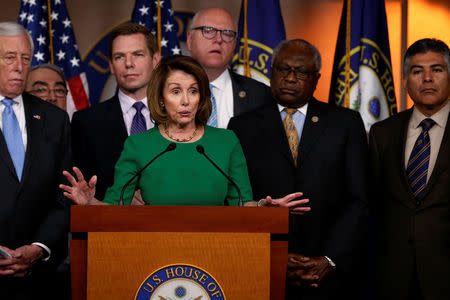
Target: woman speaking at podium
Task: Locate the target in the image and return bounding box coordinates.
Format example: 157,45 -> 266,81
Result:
60,55 -> 309,213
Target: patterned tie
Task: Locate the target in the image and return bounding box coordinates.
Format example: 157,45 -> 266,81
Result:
2,98 -> 25,180
283,108 -> 299,167
406,118 -> 436,200
207,83 -> 218,127
130,101 -> 147,135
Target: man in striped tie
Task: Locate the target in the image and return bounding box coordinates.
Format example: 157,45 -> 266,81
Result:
369,38 -> 450,300
229,39 -> 370,300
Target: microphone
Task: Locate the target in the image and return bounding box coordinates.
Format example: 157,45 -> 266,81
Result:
196,145 -> 243,207
119,143 -> 176,205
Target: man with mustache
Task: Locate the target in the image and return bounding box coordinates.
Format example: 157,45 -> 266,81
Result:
25,63 -> 68,111
187,7 -> 272,128
71,23 -> 161,200
369,38 -> 449,300
229,39 -> 370,300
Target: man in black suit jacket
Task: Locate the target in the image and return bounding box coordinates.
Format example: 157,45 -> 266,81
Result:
0,22 -> 71,299
72,23 -> 161,200
369,38 -> 449,300
187,7 -> 272,128
229,39 -> 370,300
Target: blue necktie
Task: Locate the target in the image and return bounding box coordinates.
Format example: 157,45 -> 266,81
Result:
130,101 -> 147,135
207,84 -> 218,127
406,118 -> 436,200
2,98 -> 25,180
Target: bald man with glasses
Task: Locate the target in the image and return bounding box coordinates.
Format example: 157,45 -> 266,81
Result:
187,7 -> 272,128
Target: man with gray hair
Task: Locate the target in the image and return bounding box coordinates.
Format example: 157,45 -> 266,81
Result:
229,39 -> 370,300
369,38 -> 449,300
26,63 -> 68,111
187,7 -> 272,128
0,22 -> 71,299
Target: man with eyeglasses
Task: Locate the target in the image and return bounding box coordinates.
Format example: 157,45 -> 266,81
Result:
229,39 -> 369,300
25,63 -> 68,111
187,7 -> 272,128
0,22 -> 71,299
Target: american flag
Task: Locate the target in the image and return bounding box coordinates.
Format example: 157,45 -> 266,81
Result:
18,0 -> 89,118
131,0 -> 181,56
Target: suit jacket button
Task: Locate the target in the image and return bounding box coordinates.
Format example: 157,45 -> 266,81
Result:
239,91 -> 246,98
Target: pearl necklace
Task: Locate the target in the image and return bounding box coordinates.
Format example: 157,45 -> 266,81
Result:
163,124 -> 198,142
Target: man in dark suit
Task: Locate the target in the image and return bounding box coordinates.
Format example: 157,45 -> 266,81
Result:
369,38 -> 449,300
187,7 -> 272,128
228,39 -> 370,300
0,22 -> 71,299
71,23 -> 161,200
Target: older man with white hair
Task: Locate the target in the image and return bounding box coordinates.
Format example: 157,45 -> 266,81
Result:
0,22 -> 71,299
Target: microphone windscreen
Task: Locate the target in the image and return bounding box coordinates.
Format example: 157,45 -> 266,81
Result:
196,145 -> 205,154
167,143 -> 177,151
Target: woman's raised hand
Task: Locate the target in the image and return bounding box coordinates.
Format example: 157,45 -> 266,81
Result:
59,167 -> 97,205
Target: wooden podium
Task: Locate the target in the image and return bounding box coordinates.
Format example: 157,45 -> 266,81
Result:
70,206 -> 289,300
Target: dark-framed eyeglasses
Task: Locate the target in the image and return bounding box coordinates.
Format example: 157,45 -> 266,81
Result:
274,66 -> 318,80
191,26 -> 237,43
30,86 -> 68,98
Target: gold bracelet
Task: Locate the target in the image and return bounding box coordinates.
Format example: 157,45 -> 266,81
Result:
257,199 -> 265,207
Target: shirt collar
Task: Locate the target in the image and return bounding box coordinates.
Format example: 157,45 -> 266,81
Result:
411,100 -> 450,129
0,94 -> 23,106
210,69 -> 231,91
118,89 -> 148,113
277,103 -> 308,116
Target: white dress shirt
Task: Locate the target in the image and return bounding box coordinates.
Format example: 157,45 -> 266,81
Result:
118,89 -> 154,135
210,69 -> 234,129
404,100 -> 449,183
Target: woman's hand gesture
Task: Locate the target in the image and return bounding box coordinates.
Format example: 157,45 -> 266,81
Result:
262,192 -> 311,215
59,167 -> 97,205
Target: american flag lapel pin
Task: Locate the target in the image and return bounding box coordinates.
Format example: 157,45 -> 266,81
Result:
33,114 -> 41,120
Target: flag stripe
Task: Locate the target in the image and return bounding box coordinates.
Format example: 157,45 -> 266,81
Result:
68,74 -> 89,110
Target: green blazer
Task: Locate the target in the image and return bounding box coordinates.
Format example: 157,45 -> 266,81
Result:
104,126 -> 252,206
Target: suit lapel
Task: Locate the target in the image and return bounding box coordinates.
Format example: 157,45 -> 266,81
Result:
422,108 -> 450,205
20,93 -> 45,185
108,95 -> 128,140
258,103 -> 293,165
0,126 -> 17,178
298,99 -> 328,166
230,70 -> 249,116
395,109 -> 417,208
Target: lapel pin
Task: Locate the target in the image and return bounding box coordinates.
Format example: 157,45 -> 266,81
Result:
238,91 -> 246,98
312,116 -> 319,123
33,114 -> 41,120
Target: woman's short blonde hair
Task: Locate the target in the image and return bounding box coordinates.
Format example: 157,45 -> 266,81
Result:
148,55 -> 211,126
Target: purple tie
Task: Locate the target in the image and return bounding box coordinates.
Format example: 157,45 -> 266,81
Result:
130,101 -> 147,135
